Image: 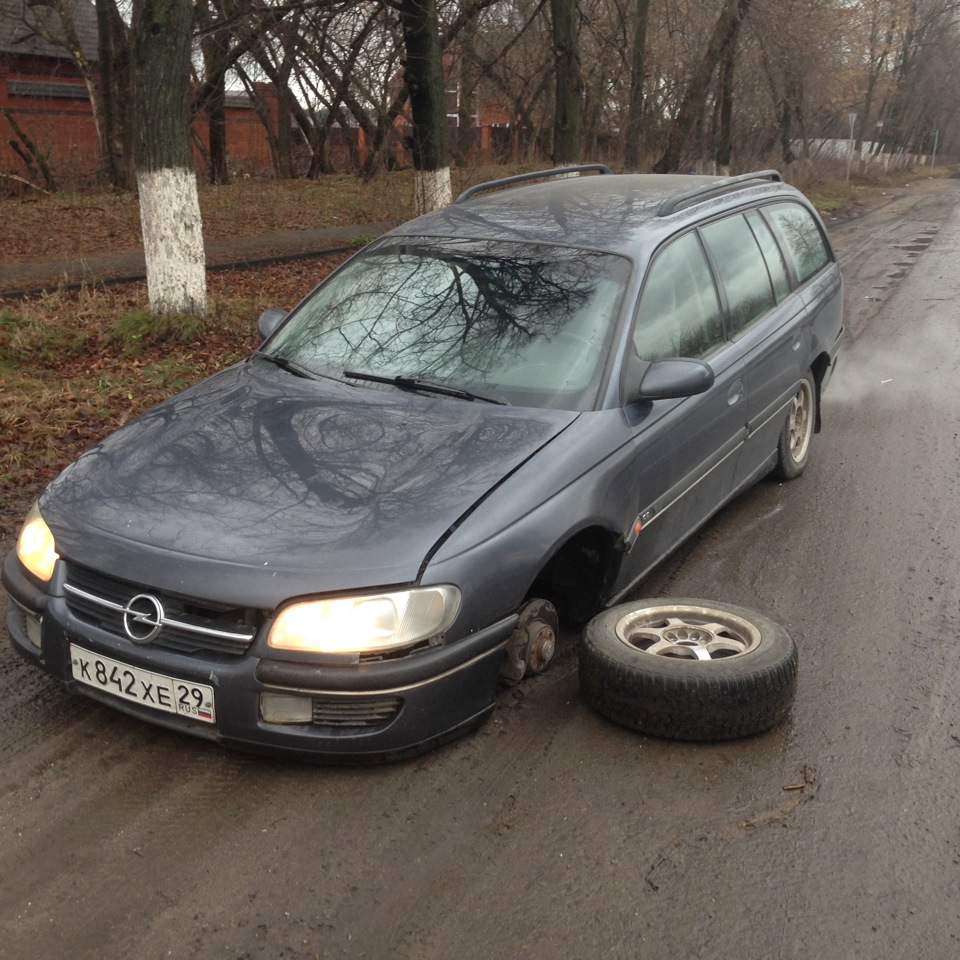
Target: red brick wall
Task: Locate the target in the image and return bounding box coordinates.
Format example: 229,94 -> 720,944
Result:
1,55 -> 101,183
2,54 -> 279,185
192,110 -> 275,178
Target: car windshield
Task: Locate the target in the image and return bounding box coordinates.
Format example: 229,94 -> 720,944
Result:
263,238 -> 632,410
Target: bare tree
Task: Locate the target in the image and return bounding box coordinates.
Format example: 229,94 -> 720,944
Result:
19,0 -> 135,188
550,0 -> 582,163
623,0 -> 651,171
653,0 -> 753,173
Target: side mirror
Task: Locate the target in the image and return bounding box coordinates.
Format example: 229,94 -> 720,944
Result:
257,307 -> 289,340
633,358 -> 714,401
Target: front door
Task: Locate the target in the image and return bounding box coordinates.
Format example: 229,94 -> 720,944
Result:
610,230 -> 747,598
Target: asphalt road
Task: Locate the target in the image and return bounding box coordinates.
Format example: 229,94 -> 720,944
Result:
2,176 -> 960,960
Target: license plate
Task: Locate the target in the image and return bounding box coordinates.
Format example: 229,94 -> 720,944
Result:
70,644 -> 216,724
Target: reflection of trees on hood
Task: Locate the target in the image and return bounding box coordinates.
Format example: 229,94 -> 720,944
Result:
251,398 -> 546,542
44,365 -> 560,562
272,240 -> 618,382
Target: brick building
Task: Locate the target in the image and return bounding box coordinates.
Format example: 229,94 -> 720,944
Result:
0,0 -> 100,184
0,0 -> 276,187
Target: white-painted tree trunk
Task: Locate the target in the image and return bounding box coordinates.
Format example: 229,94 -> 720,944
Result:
137,166 -> 207,315
414,166 -> 452,215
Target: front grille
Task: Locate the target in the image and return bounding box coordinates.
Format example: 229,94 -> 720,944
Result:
311,697 -> 402,728
63,563 -> 259,658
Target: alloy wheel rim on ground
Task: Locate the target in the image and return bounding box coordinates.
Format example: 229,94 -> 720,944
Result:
614,604 -> 763,661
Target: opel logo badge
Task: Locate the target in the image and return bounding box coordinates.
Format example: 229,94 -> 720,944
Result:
123,593 -> 165,644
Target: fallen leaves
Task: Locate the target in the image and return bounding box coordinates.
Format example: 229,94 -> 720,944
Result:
0,252 -> 350,543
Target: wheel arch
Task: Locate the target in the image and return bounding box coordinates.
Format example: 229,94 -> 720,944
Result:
527,524 -> 622,627
809,351 -> 831,432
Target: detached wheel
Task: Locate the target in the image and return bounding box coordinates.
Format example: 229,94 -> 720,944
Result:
773,372 -> 816,480
580,599 -> 797,741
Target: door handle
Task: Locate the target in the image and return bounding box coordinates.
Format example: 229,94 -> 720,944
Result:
728,380 -> 744,406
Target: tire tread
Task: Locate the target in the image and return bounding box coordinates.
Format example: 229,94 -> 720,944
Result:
579,599 -> 798,741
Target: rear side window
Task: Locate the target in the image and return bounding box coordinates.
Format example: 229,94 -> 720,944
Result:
746,209 -> 791,302
764,202 -> 830,283
700,214 -> 776,336
633,232 -> 724,361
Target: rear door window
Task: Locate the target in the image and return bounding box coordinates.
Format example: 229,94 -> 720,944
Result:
764,202 -> 830,283
700,214 -> 776,337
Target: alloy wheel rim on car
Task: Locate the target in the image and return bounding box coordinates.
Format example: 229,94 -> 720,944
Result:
614,604 -> 763,661
788,380 -> 814,462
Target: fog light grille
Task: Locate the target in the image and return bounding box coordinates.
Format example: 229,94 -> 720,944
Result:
6,599 -> 41,648
260,693 -> 403,729
9,600 -> 28,637
311,697 -> 402,728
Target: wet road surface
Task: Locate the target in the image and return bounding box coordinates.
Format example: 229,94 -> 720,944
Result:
3,177 -> 960,959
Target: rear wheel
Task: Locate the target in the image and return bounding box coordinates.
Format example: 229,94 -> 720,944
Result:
773,373 -> 816,480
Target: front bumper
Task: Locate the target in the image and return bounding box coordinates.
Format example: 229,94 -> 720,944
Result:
3,550 -> 513,760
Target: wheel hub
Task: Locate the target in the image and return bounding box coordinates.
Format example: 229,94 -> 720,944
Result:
501,598 -> 560,681
661,625 -> 712,646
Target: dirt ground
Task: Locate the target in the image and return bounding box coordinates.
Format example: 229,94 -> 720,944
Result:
2,176 -> 960,959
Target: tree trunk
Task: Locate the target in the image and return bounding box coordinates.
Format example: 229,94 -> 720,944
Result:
550,0 -> 582,165
94,0 -> 134,189
52,0 -> 133,190
132,0 -> 206,315
714,28 -> 737,171
206,73 -> 229,185
456,17 -> 479,165
274,77 -> 297,179
623,0 -> 651,172
398,0 -> 452,214
3,110 -> 57,190
198,12 -> 230,186
652,0 -> 752,174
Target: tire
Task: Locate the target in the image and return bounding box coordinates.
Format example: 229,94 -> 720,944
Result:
773,372 -> 816,480
580,599 -> 798,741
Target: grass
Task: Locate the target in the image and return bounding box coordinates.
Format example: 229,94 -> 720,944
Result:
108,307 -> 204,350
0,252 -> 349,539
0,173 -> 416,262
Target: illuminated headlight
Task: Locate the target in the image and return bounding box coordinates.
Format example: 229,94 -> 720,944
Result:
267,585 -> 461,656
16,501 -> 59,583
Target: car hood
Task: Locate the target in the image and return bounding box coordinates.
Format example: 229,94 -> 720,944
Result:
42,362 -> 577,608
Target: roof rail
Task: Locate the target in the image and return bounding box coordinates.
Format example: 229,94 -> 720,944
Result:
657,169 -> 783,217
455,164 -> 612,204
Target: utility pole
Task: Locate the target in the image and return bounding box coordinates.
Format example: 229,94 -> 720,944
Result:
846,111 -> 857,180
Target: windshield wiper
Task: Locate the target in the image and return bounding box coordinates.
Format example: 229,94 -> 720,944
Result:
252,350 -> 323,381
343,370 -> 508,405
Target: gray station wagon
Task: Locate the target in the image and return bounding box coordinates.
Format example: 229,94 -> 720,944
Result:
4,167 -> 843,759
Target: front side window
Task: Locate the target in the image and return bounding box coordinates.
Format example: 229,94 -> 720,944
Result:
633,231 -> 725,361
700,214 -> 776,337
264,238 -> 631,411
764,202 -> 830,284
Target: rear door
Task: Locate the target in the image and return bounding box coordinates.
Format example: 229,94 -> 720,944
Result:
699,207 -> 813,484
